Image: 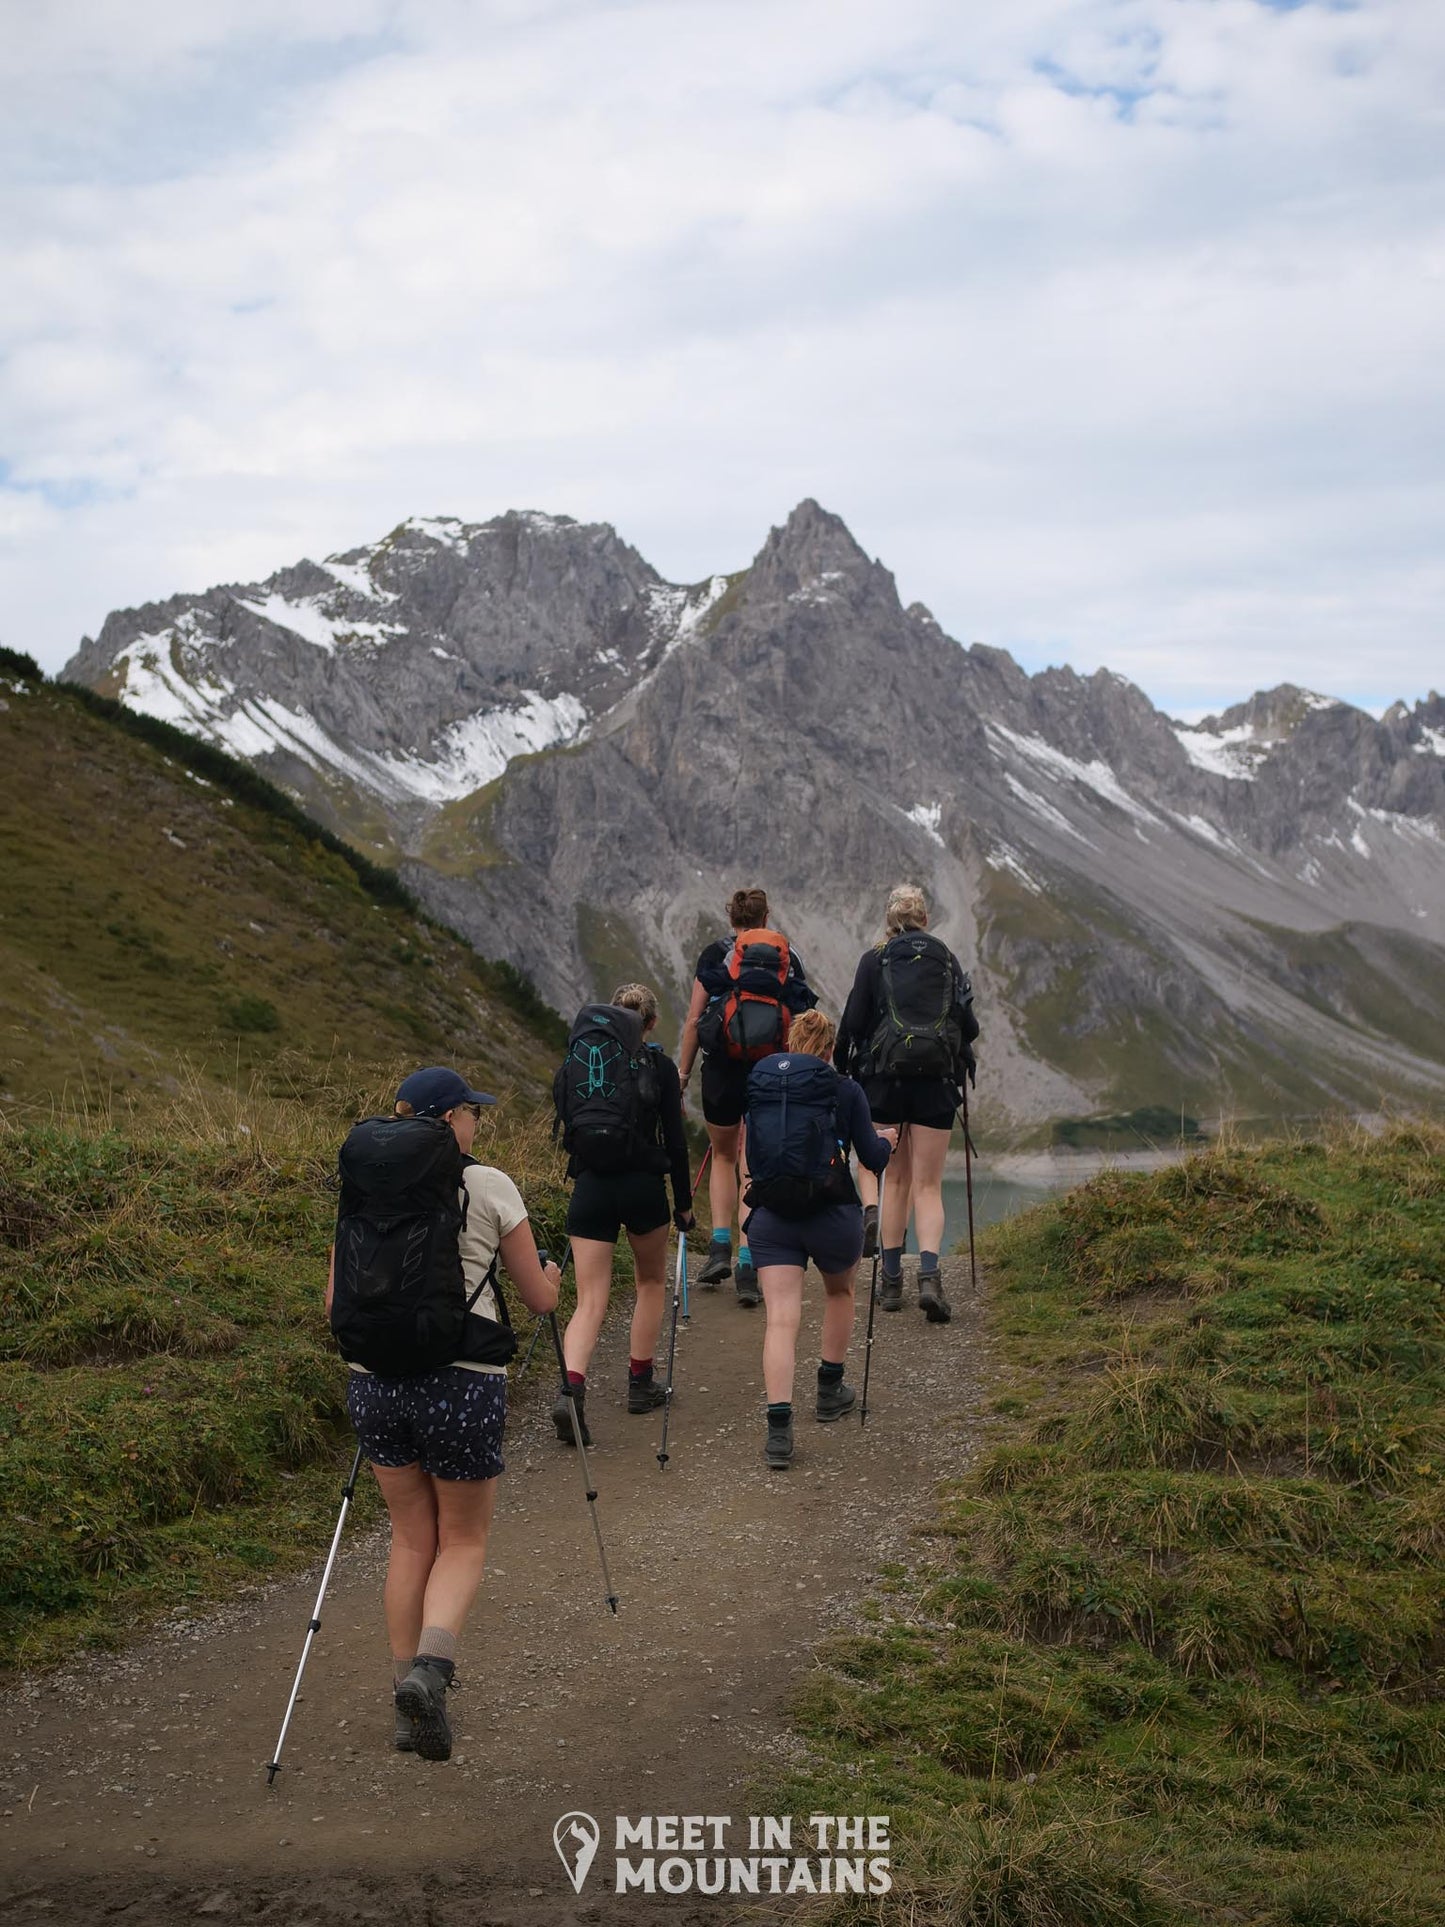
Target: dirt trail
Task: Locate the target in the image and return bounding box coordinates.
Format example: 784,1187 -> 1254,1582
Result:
0,1258 -> 989,1924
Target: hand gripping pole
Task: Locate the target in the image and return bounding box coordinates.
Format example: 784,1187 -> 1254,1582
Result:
265,1445 -> 364,1785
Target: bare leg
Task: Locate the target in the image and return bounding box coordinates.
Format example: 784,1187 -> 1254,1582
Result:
706,1120 -> 741,1234
819,1267 -> 858,1361
421,1474 -> 499,1635
880,1124 -> 913,1251
370,1460 -> 437,1664
562,1236 -> 614,1376
625,1221 -> 670,1360
758,1264 -> 805,1404
908,1123 -> 952,1255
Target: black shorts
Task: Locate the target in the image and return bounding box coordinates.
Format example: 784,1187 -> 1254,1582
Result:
701,1053 -> 750,1128
347,1367 -> 506,1481
567,1168 -> 670,1242
864,1077 -> 958,1134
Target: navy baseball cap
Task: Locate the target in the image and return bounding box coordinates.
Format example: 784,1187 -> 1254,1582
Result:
395,1066 -> 496,1117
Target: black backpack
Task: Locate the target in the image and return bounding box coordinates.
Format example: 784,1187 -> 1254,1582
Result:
743,1054 -> 856,1220
868,932 -> 973,1082
553,1003 -> 661,1174
330,1115 -> 515,1376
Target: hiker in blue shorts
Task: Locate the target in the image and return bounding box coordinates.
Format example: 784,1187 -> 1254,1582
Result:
740,1010 -> 895,1470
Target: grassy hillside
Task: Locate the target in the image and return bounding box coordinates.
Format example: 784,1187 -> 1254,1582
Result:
782,1123 -> 1445,1925
0,1092 -> 573,1667
0,660 -> 562,1112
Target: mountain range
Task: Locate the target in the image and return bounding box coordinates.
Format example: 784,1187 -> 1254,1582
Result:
62,501 -> 1445,1136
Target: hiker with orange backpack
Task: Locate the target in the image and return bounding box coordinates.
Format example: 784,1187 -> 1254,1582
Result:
551,984 -> 694,1445
836,885 -> 978,1325
677,887 -> 816,1306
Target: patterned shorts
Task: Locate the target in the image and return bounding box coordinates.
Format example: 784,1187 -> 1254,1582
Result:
346,1367 -> 507,1482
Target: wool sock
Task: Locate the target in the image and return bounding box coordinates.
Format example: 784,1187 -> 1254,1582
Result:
919,1250 -> 939,1275
629,1357 -> 654,1381
415,1626 -> 457,1676
738,1242 -> 753,1268
711,1228 -> 731,1247
567,1369 -> 586,1391
818,1359 -> 845,1386
882,1244 -> 904,1278
766,1401 -> 793,1426
392,1657 -> 411,1688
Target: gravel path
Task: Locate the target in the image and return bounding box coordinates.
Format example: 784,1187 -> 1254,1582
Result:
0,1256 -> 989,1924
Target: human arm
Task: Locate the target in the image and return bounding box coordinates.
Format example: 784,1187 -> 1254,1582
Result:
677,975 -> 710,1086
655,1053 -> 695,1228
499,1219 -> 561,1315
835,950 -> 880,1080
839,1077 -> 895,1174
782,945 -> 819,1013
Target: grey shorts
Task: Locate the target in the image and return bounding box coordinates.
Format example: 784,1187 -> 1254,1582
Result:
347,1366 -> 506,1481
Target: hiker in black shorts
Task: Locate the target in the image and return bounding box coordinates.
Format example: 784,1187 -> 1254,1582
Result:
677,886 -> 815,1307
554,984 -> 693,1444
836,885 -> 978,1325
327,1066 -> 560,1762
742,1010 -> 896,1469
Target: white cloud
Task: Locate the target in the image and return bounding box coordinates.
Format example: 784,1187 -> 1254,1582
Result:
1,0 -> 1442,715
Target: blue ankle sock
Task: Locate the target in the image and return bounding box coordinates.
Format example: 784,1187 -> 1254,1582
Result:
920,1250 -> 939,1274
882,1245 -> 904,1277
738,1243 -> 752,1267
711,1229 -> 731,1247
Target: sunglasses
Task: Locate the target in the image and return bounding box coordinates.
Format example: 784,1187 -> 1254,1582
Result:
456,1102 -> 483,1119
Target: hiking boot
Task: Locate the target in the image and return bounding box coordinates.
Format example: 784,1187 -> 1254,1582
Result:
394,1661 -> 453,1762
552,1383 -> 593,1446
878,1269 -> 904,1312
734,1260 -> 761,1307
862,1205 -> 879,1258
627,1373 -> 668,1414
764,1417 -> 794,1470
393,1702 -> 417,1752
697,1246 -> 732,1288
816,1378 -> 857,1423
918,1271 -> 952,1324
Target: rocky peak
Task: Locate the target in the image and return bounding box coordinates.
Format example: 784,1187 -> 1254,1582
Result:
742,498 -> 896,613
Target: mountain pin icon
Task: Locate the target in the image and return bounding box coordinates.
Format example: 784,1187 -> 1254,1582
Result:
554,1811 -> 600,1893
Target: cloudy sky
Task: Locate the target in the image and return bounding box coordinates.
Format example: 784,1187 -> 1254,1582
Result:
2,0 -> 1441,713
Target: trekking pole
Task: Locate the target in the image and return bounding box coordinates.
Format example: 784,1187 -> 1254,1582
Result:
517,1245 -> 571,1376
961,1081 -> 979,1295
683,1144 -> 712,1327
657,1230 -> 687,1470
860,1167 -> 886,1427
265,1444 -> 364,1785
538,1250 -> 619,1615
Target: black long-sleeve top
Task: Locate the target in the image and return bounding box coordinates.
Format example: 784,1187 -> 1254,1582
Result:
834,1073 -> 893,1175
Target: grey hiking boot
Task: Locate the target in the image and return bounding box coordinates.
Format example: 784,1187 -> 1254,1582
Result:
627,1373 -> 668,1414
816,1378 -> 857,1422
862,1205 -> 879,1258
394,1660 -> 453,1762
734,1259 -> 761,1307
918,1271 -> 952,1324
878,1268 -> 904,1312
553,1383 -> 593,1446
764,1416 -> 794,1469
394,1701 -> 417,1752
697,1245 -> 732,1288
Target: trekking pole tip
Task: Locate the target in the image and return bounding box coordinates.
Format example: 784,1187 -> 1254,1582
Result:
607,1595 -> 620,1615
265,1762 -> 280,1785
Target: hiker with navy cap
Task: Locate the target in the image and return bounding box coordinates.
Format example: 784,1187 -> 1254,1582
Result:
326,1065 -> 560,1762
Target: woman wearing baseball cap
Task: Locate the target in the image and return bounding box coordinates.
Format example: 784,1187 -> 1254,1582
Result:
327,1065 -> 560,1762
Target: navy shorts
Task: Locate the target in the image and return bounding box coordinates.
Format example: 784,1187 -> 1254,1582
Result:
347,1367 -> 506,1481
567,1168 -> 670,1242
743,1202 -> 866,1275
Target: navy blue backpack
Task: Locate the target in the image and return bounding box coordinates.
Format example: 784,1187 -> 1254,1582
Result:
743,1054 -> 856,1219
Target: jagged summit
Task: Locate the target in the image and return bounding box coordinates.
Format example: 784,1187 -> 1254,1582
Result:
60,503 -> 1445,1127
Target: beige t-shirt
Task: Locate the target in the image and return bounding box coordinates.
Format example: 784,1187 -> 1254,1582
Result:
347,1160 -> 529,1377
455,1161 -> 529,1375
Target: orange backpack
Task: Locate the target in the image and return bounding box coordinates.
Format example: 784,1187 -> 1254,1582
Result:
718,928 -> 792,1062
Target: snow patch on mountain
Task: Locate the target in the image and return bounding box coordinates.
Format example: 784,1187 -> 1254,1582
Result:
323,557 -> 395,601
1002,771 -> 1096,846
384,692 -> 588,803
239,592 -> 402,654
903,802 -> 945,847
989,723 -> 1157,828
986,840 -> 1043,894
1172,721 -> 1262,779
